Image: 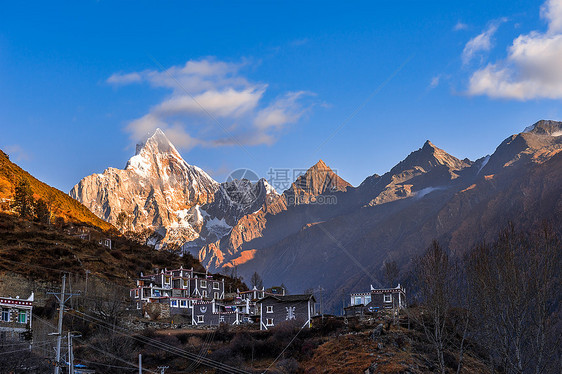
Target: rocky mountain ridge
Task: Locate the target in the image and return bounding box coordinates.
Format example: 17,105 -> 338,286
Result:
230,120 -> 562,311
70,129 -> 219,247
70,121 -> 562,312
71,129 -> 279,249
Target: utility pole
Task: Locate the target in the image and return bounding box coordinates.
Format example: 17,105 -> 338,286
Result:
314,286 -> 325,320
48,274 -> 79,374
85,270 -> 90,296
68,332 -> 81,374
139,353 -> 142,374
67,333 -> 73,374
158,366 -> 169,374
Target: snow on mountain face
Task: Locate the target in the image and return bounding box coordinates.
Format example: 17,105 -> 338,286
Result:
70,128 -> 282,251
204,178 -> 279,223
181,177 -> 280,249
523,120 -> 562,136
70,128 -> 219,245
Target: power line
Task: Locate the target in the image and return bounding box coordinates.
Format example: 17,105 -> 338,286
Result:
34,315 -> 158,374
0,340 -> 53,356
74,336 -> 158,374
261,320 -> 308,374
75,358 -> 138,371
74,309 -> 246,374
68,308 -> 249,374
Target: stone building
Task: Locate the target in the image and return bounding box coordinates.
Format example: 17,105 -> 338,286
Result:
256,294 -> 316,330
345,284 -> 406,317
0,293 -> 33,341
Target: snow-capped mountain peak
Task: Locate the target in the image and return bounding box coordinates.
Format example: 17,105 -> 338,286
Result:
70,128 -> 219,245
135,128 -> 180,156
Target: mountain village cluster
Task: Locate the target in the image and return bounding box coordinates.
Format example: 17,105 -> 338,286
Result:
128,266 -> 407,330
1,266 -> 406,345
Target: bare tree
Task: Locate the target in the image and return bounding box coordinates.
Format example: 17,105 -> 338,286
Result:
250,272 -> 263,289
413,240 -> 453,374
0,341 -> 50,374
384,260 -> 400,324
383,260 -> 399,288
466,223 -> 561,374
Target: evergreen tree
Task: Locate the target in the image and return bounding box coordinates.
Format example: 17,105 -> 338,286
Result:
34,198 -> 50,224
12,179 -> 34,218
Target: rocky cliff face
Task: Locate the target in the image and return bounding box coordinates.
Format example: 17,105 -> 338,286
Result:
70,129 -> 220,246
362,140 -> 472,206
71,128 -> 281,249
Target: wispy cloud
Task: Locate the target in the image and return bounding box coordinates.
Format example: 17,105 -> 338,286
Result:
454,21 -> 468,31
290,38 -> 310,47
254,91 -> 314,130
107,72 -> 142,85
429,75 -> 441,89
462,18 -> 506,65
3,144 -> 31,161
108,58 -> 315,150
468,0 -> 562,99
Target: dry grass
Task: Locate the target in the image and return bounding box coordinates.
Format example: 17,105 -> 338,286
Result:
0,212 -> 202,285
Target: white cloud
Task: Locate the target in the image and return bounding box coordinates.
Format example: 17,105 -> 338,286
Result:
462,19 -> 506,65
468,0 -> 562,99
110,58 -> 314,149
541,0 -> 562,33
126,114 -> 168,142
153,87 -> 265,119
107,72 -> 142,85
254,91 -> 313,130
454,21 -> 468,31
429,75 -> 441,89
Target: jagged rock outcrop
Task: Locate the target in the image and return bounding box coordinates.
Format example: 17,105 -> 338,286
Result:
181,178 -> 280,252
70,129 -> 219,246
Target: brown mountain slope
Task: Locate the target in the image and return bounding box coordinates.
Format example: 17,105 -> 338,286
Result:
0,150 -> 113,231
0,212 -> 249,303
196,140 -> 471,272
231,120 -> 562,312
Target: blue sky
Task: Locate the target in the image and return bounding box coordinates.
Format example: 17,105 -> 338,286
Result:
2,0 -> 561,192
